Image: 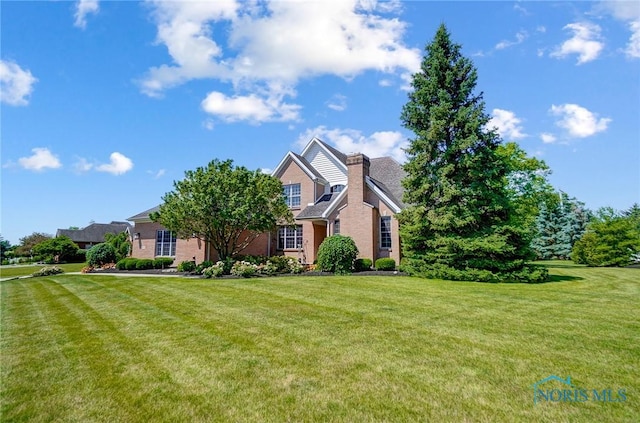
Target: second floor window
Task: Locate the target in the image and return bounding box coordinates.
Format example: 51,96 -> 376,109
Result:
334,219 -> 340,235
283,183 -> 301,208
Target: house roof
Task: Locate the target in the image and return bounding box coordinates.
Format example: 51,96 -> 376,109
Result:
296,193 -> 337,219
127,205 -> 160,222
56,222 -> 131,243
369,157 -> 406,208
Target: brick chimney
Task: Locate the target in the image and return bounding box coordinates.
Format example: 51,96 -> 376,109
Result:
346,153 -> 370,202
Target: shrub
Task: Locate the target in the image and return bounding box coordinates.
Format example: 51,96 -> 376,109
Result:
259,260 -> 279,276
203,261 -> 225,278
354,258 -> 373,272
266,255 -> 291,273
230,261 -> 258,277
125,258 -> 140,270
178,260 -> 196,273
195,260 -> 214,274
375,258 -> 396,271
287,258 -> 304,274
153,257 -> 174,269
86,243 -> 117,267
135,259 -> 154,270
32,266 -> 63,277
317,235 -> 358,274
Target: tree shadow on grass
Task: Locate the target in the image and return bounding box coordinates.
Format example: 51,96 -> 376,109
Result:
545,274 -> 584,283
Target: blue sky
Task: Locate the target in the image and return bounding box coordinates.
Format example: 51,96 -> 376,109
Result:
1,0 -> 639,245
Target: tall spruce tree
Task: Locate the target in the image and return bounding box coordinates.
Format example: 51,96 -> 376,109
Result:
398,24 -> 546,283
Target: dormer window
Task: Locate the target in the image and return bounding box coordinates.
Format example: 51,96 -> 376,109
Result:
283,183 -> 301,208
331,184 -> 345,193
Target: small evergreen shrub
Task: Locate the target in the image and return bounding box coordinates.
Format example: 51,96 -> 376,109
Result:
178,260 -> 197,273
354,258 -> 373,272
153,257 -> 174,269
32,266 -> 63,277
317,235 -> 358,274
375,258 -> 396,271
125,258 -> 139,270
203,261 -> 225,278
135,259 -> 154,270
230,261 -> 258,277
86,243 -> 117,267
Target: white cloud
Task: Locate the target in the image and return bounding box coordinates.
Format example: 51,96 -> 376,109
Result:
201,89 -> 301,123
73,157 -> 94,173
96,152 -> 133,175
74,0 -> 99,29
147,169 -> 166,179
141,1 -> 420,122
326,94 -> 347,112
495,30 -> 528,50
540,133 -> 557,144
296,126 -> 408,162
0,60 -> 38,106
599,1 -> 640,59
626,21 -> 640,58
551,22 -> 604,64
18,148 -> 62,171
550,103 -> 611,138
489,109 -> 527,140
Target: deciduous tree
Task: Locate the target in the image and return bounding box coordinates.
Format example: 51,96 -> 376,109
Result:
152,159 -> 293,260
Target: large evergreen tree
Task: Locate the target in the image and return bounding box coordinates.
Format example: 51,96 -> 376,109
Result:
397,24 -> 546,283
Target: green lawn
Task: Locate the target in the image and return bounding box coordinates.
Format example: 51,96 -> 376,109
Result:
1,263 -> 638,422
0,263 -> 86,279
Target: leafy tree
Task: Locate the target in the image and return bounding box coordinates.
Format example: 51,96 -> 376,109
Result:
32,236 -> 79,263
104,231 -> 131,262
0,235 -> 13,261
86,243 -> 117,267
496,142 -> 555,233
152,159 -> 293,261
572,205 -> 640,266
397,24 -> 545,283
15,232 -> 52,257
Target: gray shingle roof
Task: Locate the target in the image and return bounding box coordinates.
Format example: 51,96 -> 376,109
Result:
56,222 -> 131,243
127,205 -> 160,221
296,193 -> 337,219
369,157 -> 406,208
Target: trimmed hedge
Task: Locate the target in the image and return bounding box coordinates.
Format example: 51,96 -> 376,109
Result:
375,258 -> 396,271
153,257 -> 174,269
135,259 -> 154,270
354,258 -> 373,272
317,235 -> 358,274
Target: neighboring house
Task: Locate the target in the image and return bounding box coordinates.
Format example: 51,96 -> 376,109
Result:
56,222 -> 132,249
128,138 -> 406,265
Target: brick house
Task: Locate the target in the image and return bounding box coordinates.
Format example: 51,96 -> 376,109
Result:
56,222 -> 132,250
128,138 -> 406,265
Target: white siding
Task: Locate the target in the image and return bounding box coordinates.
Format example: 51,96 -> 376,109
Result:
304,143 -> 347,186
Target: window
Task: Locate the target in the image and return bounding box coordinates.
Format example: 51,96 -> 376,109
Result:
380,216 -> 392,249
278,225 -> 303,249
334,219 -> 340,235
331,184 -> 345,193
156,230 -> 177,256
283,183 -> 301,208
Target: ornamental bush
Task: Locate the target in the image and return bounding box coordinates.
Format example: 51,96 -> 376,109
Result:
317,235 -> 358,274
135,259 -> 154,270
230,261 -> 258,277
32,266 -> 64,277
177,260 -> 196,273
354,258 -> 373,272
375,258 -> 396,271
203,261 -> 225,278
153,257 -> 174,269
86,243 -> 117,267
195,260 -> 214,274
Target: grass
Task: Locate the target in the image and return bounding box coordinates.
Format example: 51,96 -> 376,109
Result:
0,263 -> 86,279
1,262 -> 638,422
